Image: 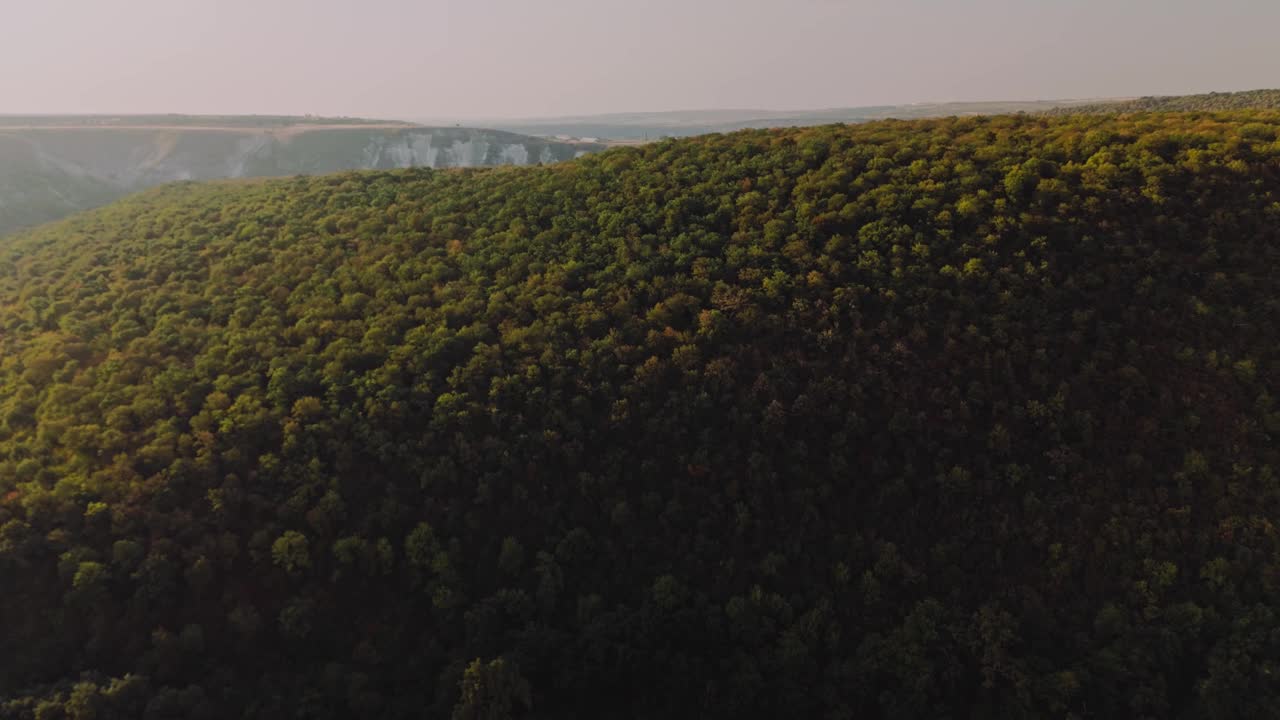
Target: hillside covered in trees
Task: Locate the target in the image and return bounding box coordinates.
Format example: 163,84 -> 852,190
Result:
1,112 -> 1279,718
1045,88 -> 1280,115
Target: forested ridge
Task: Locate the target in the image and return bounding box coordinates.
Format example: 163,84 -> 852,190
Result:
1,112 -> 1279,719
1044,89 -> 1280,115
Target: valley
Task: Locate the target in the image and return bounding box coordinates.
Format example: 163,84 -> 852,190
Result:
0,117 -> 603,236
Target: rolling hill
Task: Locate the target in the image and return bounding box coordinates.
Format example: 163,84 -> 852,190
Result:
452,90 -> 1280,143
438,99 -> 1108,141
1,112 -> 1278,718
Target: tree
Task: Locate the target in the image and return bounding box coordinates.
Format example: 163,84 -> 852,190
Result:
452,658 -> 531,720
271,531 -> 310,575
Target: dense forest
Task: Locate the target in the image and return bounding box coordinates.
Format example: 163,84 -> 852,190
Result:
1,112 -> 1279,719
1045,89 -> 1280,115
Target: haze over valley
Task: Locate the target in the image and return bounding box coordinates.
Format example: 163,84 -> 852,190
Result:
0,117 -> 599,236
427,99 -> 1111,141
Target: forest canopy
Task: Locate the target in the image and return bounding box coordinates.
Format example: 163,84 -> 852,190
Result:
1,112 -> 1279,718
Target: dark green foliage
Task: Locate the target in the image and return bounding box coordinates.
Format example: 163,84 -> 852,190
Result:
1,113 -> 1279,718
453,658 -> 532,720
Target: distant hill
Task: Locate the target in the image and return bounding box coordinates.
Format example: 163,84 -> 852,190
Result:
444,99 -> 1110,140
1043,88 -> 1280,115
439,90 -> 1280,142
0,117 -> 603,236
0,114 -> 411,129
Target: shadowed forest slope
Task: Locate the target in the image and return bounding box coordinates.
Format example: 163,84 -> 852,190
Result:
1,113 -> 1279,719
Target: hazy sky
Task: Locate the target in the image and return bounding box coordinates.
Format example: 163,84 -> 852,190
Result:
4,0 -> 1278,119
